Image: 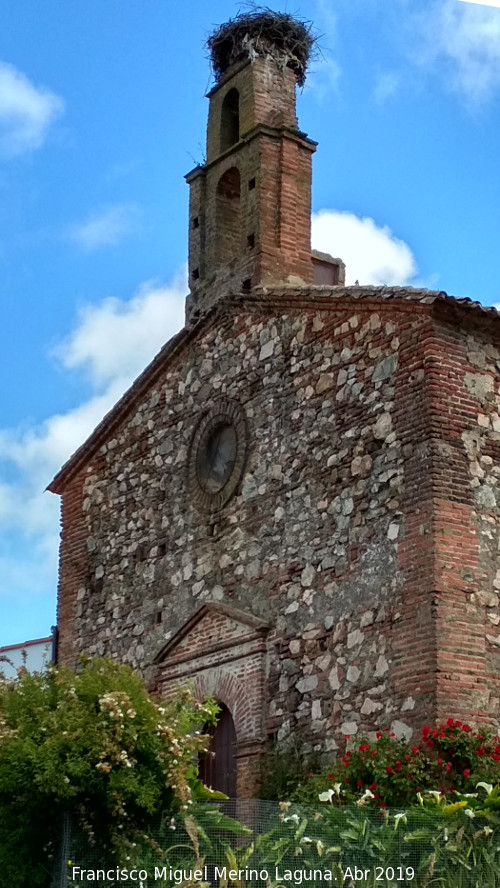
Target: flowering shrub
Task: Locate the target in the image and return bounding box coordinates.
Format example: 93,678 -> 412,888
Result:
0,658 -> 218,888
293,720 -> 500,808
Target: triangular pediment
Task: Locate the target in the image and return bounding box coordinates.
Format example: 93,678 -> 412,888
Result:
47,285 -> 480,495
153,602 -> 269,665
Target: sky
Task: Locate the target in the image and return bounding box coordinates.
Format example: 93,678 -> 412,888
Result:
1,0 -> 500,646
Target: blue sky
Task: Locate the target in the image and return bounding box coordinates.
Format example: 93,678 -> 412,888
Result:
1,0 -> 500,645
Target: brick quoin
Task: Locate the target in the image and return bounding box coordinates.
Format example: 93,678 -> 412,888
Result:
49,15 -> 500,797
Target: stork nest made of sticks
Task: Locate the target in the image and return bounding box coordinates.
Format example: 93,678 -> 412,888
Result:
207,8 -> 317,88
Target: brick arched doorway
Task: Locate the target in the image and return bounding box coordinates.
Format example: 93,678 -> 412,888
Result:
199,703 -> 237,797
154,603 -> 269,797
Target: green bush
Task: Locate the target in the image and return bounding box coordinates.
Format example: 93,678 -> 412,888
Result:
0,658 -> 217,887
253,787 -> 500,888
293,721 -> 500,807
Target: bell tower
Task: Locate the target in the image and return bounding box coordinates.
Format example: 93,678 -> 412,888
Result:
185,12 -> 317,324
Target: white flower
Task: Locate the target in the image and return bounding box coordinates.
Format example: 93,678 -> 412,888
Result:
319,789 -> 334,803
464,808 -> 475,819
476,782 -> 494,796
333,782 -> 342,797
284,814 -> 300,825
483,826 -> 493,836
394,813 -> 407,826
357,788 -> 375,807
427,791 -> 443,804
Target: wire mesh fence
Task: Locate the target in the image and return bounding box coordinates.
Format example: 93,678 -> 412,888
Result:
52,799 -> 500,888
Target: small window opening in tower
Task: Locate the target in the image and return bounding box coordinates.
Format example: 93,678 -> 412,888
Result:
220,88 -> 240,152
215,167 -> 241,265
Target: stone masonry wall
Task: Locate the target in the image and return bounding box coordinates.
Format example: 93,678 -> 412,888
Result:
58,292 -> 445,761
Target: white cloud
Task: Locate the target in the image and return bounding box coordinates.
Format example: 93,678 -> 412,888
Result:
312,209 -> 418,286
416,0 -> 500,103
374,72 -> 399,103
0,61 -> 64,158
55,273 -> 186,388
308,0 -> 342,98
0,274 -> 186,627
68,204 -> 138,251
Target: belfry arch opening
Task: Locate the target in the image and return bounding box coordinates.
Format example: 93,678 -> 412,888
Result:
220,88 -> 240,152
199,703 -> 237,797
215,167 -> 241,266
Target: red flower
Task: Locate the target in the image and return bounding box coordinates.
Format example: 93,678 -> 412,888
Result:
386,766 -> 393,775
463,725 -> 471,733
376,731 -> 383,739
412,746 -> 419,754
447,718 -> 454,727
463,769 -> 471,778
492,753 -> 500,762
380,801 -> 387,808
359,743 -> 370,752
477,748 -> 486,757
422,725 -> 430,737
455,721 -> 462,728
446,762 -> 453,772
357,780 -> 363,787
328,773 -> 335,779
372,749 -> 378,757
370,782 -> 377,790
344,777 -> 350,783
395,760 -> 402,771
390,732 -> 396,738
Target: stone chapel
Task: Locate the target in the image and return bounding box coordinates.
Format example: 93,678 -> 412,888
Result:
50,12 -> 500,797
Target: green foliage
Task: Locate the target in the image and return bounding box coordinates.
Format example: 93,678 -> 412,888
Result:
293,721 -> 500,808
0,658 -> 217,887
257,739 -> 319,801
252,787 -> 500,888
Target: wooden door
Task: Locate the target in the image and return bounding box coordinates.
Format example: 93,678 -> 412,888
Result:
199,704 -> 237,797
